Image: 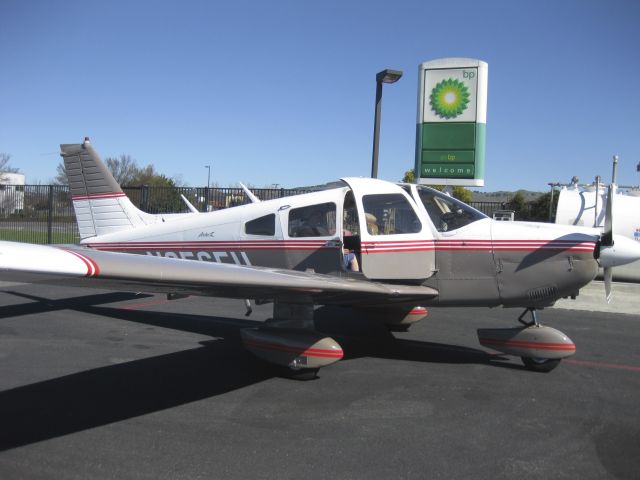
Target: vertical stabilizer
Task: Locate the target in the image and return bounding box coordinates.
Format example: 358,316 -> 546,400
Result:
61,138 -> 154,239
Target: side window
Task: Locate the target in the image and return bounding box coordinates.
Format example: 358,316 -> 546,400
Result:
245,214 -> 275,236
288,202 -> 336,237
362,194 -> 421,235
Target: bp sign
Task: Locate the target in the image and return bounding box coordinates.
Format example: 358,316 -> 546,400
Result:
415,58 -> 488,187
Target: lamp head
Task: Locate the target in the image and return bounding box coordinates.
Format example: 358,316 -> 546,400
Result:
376,69 -> 403,84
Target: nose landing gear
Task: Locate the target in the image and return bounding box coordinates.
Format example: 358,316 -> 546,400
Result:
477,308 -> 576,373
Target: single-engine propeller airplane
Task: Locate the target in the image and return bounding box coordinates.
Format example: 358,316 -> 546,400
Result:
1,138 -> 639,377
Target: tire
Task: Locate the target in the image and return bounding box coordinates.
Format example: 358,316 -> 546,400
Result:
521,357 -> 562,373
386,324 -> 411,333
281,367 -> 319,381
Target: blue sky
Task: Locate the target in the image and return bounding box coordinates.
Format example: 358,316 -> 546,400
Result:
1,0 -> 639,190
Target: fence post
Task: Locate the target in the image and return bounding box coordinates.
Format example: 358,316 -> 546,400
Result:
141,185 -> 149,212
47,185 -> 54,244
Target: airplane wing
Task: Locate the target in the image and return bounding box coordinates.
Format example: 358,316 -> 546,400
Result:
0,241 -> 438,306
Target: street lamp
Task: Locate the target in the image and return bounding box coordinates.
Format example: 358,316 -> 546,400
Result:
371,68 -> 403,178
205,165 -> 211,212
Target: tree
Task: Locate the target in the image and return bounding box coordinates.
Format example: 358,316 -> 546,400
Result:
129,165 -> 177,188
53,154 -> 182,187
450,186 -> 472,203
507,191 -> 528,220
0,153 -> 20,174
105,155 -> 139,185
422,184 -> 473,203
53,162 -> 67,185
402,169 -> 415,183
527,191 -> 558,222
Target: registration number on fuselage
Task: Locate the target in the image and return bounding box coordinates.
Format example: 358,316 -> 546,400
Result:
144,250 -> 252,266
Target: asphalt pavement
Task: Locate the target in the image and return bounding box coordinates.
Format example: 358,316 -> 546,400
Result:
0,282 -> 639,480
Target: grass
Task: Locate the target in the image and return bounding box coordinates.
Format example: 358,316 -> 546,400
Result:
0,228 -> 79,245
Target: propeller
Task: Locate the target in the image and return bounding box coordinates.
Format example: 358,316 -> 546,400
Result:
601,183 -> 615,303
604,266 -> 613,303
595,156 -> 640,302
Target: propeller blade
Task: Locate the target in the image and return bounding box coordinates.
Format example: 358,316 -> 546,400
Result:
604,267 -> 613,303
601,183 -> 616,247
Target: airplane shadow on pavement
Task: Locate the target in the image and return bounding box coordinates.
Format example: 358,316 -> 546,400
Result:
0,292 -> 515,451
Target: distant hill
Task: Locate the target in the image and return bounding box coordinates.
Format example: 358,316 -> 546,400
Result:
471,189 -> 545,203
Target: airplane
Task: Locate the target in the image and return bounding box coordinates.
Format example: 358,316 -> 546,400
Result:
1,138 -> 640,378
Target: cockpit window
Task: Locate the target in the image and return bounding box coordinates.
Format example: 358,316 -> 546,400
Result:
362,194 -> 421,235
416,186 -> 486,232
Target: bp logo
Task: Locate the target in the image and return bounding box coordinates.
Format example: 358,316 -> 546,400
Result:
430,78 -> 470,119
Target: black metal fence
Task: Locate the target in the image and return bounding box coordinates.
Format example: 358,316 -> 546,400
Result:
0,184 -> 508,245
0,184 -> 315,244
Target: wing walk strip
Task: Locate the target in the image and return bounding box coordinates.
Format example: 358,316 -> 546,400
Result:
84,239 -> 597,253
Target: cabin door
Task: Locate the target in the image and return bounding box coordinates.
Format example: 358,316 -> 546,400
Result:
342,178 -> 436,280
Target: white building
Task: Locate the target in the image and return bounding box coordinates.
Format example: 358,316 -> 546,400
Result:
0,172 -> 25,214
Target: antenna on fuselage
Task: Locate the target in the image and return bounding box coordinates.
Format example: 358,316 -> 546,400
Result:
239,182 -> 260,203
180,194 -> 200,214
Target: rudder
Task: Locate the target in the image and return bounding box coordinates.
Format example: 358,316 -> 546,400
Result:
61,138 -> 153,239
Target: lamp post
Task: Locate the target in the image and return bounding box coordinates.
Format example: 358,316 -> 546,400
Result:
205,165 -> 211,211
371,68 -> 403,178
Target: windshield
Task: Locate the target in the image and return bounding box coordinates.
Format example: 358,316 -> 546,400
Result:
415,186 -> 487,232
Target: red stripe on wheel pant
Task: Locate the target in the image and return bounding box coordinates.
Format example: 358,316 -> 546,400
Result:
243,340 -> 343,358
479,338 -> 576,351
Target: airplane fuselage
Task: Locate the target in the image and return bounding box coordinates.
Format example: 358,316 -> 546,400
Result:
77,179 -> 600,309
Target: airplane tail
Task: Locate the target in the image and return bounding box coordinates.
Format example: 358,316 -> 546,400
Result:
61,138 -> 156,240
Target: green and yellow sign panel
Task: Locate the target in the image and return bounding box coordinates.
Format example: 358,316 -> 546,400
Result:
415,58 -> 488,187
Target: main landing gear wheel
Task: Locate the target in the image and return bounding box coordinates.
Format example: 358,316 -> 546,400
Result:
521,356 -> 562,373
280,367 -> 319,381
478,308 -> 574,373
386,324 -> 411,333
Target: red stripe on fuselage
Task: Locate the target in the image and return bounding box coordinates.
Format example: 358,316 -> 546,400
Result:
82,239 -> 596,255
361,239 -> 595,254
85,240 -> 336,251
